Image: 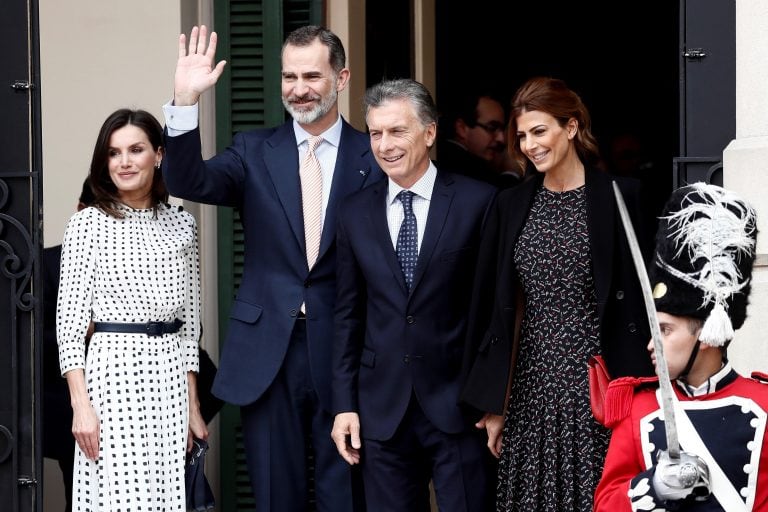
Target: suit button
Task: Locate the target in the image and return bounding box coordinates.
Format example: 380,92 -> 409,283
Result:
406,315 -> 415,324
290,309 -> 298,317
628,322 -> 637,333
616,290 -> 625,300
403,355 -> 410,363
304,280 -> 311,288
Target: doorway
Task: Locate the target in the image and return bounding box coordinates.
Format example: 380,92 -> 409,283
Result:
435,1 -> 679,221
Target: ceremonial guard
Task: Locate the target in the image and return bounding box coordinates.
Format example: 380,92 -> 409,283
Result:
594,183 -> 768,511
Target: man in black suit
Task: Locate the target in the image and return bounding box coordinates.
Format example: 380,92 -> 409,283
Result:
331,79 -> 495,511
437,91 -> 522,188
163,25 -> 382,511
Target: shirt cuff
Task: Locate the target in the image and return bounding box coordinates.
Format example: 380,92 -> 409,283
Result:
162,100 -> 199,136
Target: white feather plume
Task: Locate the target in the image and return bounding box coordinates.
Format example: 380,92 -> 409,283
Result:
656,182 -> 757,345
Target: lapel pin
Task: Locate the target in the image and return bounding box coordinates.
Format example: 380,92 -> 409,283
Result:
359,169 -> 369,176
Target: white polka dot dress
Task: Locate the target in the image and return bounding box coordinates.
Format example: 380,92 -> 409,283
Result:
57,203 -> 201,512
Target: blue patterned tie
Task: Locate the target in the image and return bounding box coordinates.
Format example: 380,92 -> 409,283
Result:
396,190 -> 418,291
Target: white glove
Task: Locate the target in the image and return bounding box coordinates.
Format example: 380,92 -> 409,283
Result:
652,450 -> 711,502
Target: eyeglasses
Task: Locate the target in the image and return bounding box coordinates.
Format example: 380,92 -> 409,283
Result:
473,121 -> 506,134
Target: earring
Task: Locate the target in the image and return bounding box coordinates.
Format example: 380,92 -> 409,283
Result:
155,162 -> 161,170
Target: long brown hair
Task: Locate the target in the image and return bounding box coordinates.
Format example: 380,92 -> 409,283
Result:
88,109 -> 168,218
508,77 -> 600,171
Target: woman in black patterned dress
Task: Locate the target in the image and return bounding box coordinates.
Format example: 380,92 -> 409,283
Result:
460,77 -> 655,511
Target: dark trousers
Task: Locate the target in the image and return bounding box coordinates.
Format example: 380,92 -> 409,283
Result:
43,392 -> 75,512
240,320 -> 363,512
45,456 -> 74,512
361,395 -> 489,512
59,457 -> 74,512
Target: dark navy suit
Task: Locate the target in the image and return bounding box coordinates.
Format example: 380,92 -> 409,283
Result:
333,169 -> 496,511
43,245 -> 75,512
163,118 -> 382,512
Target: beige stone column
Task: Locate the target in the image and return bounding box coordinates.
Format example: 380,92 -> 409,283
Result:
414,0 -> 436,101
328,0 -> 367,131
328,0 -> 436,132
722,0 -> 768,372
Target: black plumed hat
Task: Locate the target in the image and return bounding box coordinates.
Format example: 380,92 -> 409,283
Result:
649,183 -> 757,346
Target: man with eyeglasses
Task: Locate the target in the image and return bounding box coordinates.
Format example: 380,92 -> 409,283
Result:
437,91 -> 523,188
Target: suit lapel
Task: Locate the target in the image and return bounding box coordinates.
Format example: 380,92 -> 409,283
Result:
263,122 -> 305,253
409,171 -> 454,295
368,180 -> 408,294
318,121 -> 375,261
585,167 -> 614,321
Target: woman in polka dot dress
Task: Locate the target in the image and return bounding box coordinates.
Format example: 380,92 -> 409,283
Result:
57,109 -> 207,511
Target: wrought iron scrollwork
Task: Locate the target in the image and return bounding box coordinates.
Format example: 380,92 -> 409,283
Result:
0,177 -> 35,312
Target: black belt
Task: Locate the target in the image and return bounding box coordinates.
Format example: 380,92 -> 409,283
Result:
93,319 -> 184,337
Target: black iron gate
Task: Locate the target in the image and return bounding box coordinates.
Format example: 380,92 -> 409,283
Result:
0,0 -> 43,509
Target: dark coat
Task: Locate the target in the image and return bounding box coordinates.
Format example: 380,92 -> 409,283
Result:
42,245 -> 75,460
163,119 -> 383,409
436,139 -> 504,186
333,170 -> 496,440
460,168 -> 655,415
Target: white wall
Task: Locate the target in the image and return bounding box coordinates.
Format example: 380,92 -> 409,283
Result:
723,0 -> 768,373
39,2 -> 185,508
40,1 -> 181,247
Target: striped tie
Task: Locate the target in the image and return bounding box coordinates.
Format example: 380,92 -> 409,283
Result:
300,136 -> 324,268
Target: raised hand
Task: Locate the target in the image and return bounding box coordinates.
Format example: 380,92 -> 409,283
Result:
174,25 -> 227,106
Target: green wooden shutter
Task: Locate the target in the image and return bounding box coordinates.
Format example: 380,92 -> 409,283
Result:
214,1 -> 321,510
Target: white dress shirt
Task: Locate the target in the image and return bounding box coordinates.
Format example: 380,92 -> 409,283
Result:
385,162 -> 437,253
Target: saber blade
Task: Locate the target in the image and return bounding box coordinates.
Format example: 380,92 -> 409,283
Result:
612,182 -> 680,459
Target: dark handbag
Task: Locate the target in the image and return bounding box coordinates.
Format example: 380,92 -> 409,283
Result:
186,438 -> 215,511
588,355 -> 612,426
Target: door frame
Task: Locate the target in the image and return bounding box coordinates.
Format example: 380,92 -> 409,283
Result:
0,0 -> 44,510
